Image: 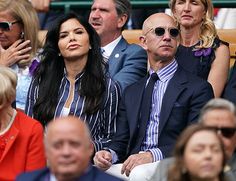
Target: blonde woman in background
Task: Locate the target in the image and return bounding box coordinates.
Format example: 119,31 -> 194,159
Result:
0,0 -> 41,110
0,66 -> 45,181
169,0 -> 230,97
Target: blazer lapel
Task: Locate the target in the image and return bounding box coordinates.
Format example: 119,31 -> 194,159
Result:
128,75 -> 148,139
159,67 -> 188,134
108,37 -> 128,76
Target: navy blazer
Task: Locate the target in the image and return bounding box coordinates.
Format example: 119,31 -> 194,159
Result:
222,61 -> 236,104
108,37 -> 147,91
16,166 -> 123,181
109,65 -> 214,162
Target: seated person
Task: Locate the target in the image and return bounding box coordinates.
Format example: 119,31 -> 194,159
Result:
25,13 -> 120,152
0,66 -> 45,181
0,0 -> 41,110
89,0 -> 147,91
222,61 -> 236,104
169,0 -> 230,97
93,13 -> 214,181
152,98 -> 236,181
16,116 -> 123,181
168,124 -> 227,181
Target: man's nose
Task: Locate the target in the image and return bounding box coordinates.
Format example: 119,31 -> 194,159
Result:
162,30 -> 171,41
91,9 -> 100,18
61,144 -> 72,155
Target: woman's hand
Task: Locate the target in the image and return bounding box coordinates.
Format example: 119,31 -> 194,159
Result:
0,39 -> 32,67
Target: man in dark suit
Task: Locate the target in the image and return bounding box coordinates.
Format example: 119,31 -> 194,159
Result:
89,0 -> 147,91
223,61 -> 236,104
151,98 -> 236,181
16,116 -> 123,181
93,13 -> 214,181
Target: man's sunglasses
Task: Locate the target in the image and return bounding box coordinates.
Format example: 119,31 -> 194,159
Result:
207,126 -> 236,138
0,21 -> 20,31
145,27 -> 180,38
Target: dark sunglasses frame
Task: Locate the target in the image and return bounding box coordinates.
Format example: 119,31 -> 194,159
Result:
0,21 -> 20,31
145,27 -> 179,38
207,126 -> 236,138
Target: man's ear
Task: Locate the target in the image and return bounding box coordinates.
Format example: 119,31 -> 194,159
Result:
117,14 -> 128,29
139,35 -> 148,50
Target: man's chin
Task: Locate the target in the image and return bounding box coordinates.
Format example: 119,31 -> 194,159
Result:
55,169 -> 80,180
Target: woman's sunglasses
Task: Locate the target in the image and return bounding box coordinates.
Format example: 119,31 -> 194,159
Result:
145,27 -> 180,38
0,21 -> 20,31
207,126 -> 236,138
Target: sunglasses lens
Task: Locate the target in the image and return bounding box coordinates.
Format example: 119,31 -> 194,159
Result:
0,22 -> 10,31
170,28 -> 179,37
155,27 -> 165,36
221,128 -> 236,138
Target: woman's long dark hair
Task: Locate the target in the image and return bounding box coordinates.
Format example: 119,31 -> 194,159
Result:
32,12 -> 106,126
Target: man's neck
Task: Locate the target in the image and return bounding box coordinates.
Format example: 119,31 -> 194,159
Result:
149,58 -> 175,72
101,32 -> 122,47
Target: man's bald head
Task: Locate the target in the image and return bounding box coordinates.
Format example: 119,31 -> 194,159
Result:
45,116 -> 91,145
142,13 -> 178,35
140,13 -> 179,67
45,116 -> 94,181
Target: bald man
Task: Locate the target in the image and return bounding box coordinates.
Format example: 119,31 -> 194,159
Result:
17,116 -> 123,181
93,13 -> 214,181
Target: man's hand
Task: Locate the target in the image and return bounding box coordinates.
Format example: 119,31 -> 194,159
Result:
31,0 -> 51,12
0,40 -> 31,67
121,152 -> 153,176
93,150 -> 112,171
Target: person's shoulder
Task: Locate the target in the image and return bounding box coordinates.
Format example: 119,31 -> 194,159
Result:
105,76 -> 121,92
92,166 -> 123,181
214,37 -> 229,48
123,74 -> 147,92
126,43 -> 146,53
16,110 -> 41,125
119,37 -> 146,52
14,110 -> 43,132
16,167 -> 48,181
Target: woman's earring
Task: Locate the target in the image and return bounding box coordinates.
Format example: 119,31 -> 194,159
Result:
20,32 -> 25,39
89,46 -> 92,50
58,53 -> 61,56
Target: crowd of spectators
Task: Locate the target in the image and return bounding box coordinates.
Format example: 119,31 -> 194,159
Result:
0,0 -> 236,181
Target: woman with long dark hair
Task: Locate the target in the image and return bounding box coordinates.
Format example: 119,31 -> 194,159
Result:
26,13 -> 120,152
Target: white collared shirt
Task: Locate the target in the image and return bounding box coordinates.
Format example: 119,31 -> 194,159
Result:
101,36 -> 122,58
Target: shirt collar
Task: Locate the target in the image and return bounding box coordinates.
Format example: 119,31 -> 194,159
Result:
149,59 -> 178,82
101,36 -> 122,57
63,68 -> 84,81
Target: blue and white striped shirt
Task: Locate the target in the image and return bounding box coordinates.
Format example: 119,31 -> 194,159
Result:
26,71 -> 121,151
140,60 -> 178,161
